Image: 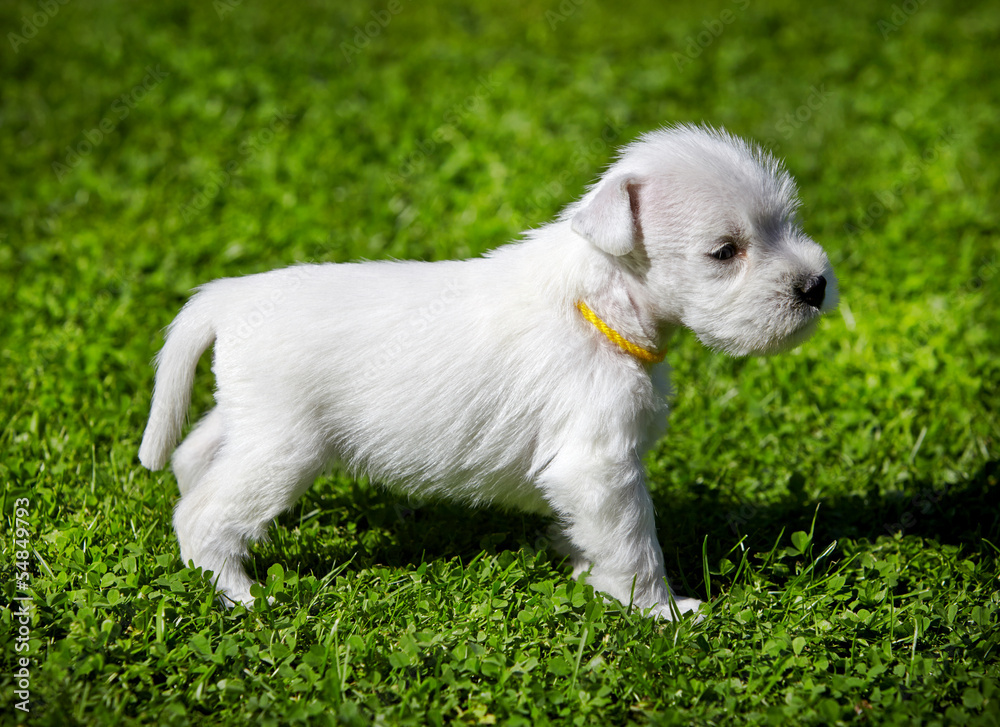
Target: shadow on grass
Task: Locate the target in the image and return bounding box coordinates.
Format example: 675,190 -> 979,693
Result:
256,459 -> 999,596
696,458 -> 1000,551
261,479 -> 554,584
663,458 -> 1000,595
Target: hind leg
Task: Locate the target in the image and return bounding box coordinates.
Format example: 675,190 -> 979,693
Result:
173,429 -> 325,606
172,407 -> 225,496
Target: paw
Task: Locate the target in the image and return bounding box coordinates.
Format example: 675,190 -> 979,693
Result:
218,586 -> 273,609
569,557 -> 592,580
649,596 -> 705,622
218,589 -> 254,609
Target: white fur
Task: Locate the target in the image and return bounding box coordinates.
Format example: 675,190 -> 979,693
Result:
139,125 -> 837,618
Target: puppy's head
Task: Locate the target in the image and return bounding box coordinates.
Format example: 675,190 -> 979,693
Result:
570,124 -> 838,356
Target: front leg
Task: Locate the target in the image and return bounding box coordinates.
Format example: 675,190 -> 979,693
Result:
540,447 -> 702,620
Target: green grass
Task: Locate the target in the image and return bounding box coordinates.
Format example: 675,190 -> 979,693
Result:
2,0 -> 999,724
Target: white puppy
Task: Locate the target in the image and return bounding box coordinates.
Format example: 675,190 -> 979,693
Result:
139,125 -> 837,618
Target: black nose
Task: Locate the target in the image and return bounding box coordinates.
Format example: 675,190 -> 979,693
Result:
797,275 -> 826,309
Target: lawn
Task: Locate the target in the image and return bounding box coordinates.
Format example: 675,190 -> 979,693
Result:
1,0 -> 999,724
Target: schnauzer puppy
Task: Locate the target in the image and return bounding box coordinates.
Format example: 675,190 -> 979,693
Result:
140,124 -> 837,617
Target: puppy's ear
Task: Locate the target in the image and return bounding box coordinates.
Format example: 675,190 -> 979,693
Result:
571,175 -> 641,256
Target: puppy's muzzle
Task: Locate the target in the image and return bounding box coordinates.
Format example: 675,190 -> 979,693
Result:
796,275 -> 827,309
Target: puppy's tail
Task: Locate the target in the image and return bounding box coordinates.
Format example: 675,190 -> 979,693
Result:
139,295 -> 216,471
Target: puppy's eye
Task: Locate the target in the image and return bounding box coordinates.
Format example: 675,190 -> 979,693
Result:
711,243 -> 737,261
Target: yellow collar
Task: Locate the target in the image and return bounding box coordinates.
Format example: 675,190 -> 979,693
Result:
575,300 -> 665,364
